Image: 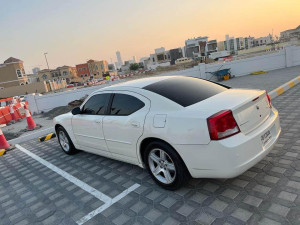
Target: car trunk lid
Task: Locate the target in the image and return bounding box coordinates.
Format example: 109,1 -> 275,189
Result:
188,89 -> 271,134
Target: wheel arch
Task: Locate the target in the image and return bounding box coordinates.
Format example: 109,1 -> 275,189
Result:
139,137 -> 191,176
55,124 -> 63,133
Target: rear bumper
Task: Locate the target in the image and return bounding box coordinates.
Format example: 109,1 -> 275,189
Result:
174,107 -> 281,178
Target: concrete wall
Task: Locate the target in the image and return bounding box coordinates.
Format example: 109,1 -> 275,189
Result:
204,50 -> 286,78
0,82 -> 48,98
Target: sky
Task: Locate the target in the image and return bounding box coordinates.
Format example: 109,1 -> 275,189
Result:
0,0 -> 299,73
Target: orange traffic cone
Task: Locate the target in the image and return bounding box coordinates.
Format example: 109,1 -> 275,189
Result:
24,105 -> 36,130
0,128 -> 10,150
9,105 -> 17,122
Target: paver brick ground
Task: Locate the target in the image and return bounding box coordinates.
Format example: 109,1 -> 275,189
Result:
0,84 -> 300,224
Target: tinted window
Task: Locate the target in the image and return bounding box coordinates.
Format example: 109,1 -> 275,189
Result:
82,93 -> 110,115
143,77 -> 228,107
110,94 -> 145,116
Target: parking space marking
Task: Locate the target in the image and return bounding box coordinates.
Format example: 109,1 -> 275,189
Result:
16,144 -> 111,202
15,144 -> 140,224
77,183 -> 140,225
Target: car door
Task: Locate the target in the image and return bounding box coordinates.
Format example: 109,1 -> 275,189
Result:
72,93 -> 111,157
102,91 -> 150,163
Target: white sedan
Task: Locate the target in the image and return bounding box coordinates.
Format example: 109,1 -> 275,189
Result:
54,76 -> 281,190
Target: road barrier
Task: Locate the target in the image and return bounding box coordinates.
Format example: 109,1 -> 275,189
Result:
39,133 -> 56,142
269,76 -> 300,99
0,101 -> 28,125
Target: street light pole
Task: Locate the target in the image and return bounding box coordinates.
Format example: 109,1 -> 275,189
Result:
44,53 -> 50,70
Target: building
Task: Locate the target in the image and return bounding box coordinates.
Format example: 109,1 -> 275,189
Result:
244,36 -> 255,49
0,57 -> 28,88
224,35 -> 237,53
149,47 -> 170,64
108,64 -> 115,71
57,66 -> 78,83
207,40 -> 218,55
217,41 -> 225,51
185,36 -> 209,59
169,48 -> 183,65
116,51 -> 123,68
87,59 -> 109,79
32,67 -> 40,75
37,66 -> 77,84
26,74 -> 39,83
254,34 -> 273,47
121,61 -> 131,71
132,56 -> 137,63
280,25 -> 300,42
76,63 -> 89,79
223,35 -> 256,53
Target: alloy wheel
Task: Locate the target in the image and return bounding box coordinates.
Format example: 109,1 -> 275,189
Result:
148,148 -> 176,184
59,131 -> 70,152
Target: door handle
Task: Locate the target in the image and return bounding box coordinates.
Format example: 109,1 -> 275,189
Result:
95,120 -> 102,123
131,121 -> 140,127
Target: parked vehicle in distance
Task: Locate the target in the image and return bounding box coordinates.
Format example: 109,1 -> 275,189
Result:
66,84 -> 75,88
175,57 -> 193,64
54,76 -> 281,190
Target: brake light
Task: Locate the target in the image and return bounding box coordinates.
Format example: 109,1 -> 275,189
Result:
266,91 -> 272,108
207,110 -> 240,140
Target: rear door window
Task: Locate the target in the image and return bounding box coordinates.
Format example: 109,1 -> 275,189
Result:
143,77 -> 228,107
110,94 -> 145,116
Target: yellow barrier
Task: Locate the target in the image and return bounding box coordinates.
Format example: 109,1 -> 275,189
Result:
0,149 -> 6,156
39,133 -> 56,142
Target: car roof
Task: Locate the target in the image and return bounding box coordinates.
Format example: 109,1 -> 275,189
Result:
101,76 -> 175,90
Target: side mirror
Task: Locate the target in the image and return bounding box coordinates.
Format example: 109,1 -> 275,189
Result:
71,107 -> 81,115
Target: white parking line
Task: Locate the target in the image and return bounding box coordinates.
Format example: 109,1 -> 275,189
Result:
76,183 -> 140,225
15,144 -> 140,224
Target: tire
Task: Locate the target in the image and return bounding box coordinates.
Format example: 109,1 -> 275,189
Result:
56,126 -> 78,155
144,141 -> 190,190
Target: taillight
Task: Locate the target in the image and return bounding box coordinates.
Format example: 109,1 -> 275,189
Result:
207,110 -> 240,140
266,91 -> 272,108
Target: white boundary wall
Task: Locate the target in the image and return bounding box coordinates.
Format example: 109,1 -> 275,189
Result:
27,45 -> 300,114
27,80 -> 125,114
159,45 -> 300,79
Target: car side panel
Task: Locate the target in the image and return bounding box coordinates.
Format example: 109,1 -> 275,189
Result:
53,113 -> 80,149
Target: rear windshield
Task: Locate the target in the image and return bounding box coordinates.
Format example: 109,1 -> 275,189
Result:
143,77 -> 228,107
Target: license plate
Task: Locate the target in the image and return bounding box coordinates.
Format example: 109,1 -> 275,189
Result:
261,130 -> 271,146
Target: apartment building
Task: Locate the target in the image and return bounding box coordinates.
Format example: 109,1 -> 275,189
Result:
244,36 -> 255,49
224,35 -> 256,53
0,57 -> 28,88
